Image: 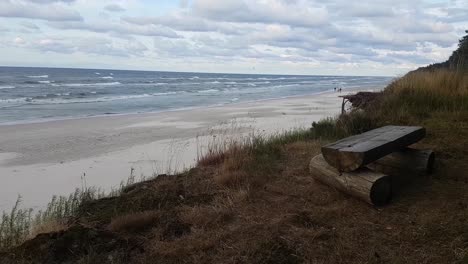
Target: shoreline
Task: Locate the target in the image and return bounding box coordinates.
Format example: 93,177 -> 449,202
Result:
0,86 -> 378,127
0,86 -> 381,211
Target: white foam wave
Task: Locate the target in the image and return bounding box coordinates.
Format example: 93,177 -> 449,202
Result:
0,86 -> 15,89
0,91 -> 180,106
197,89 -> 219,93
100,76 -> 114,79
62,82 -> 121,87
38,80 -> 51,84
27,75 -> 48,78
152,92 -> 177,96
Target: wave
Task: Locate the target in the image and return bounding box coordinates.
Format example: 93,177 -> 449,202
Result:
100,76 -> 114,79
38,80 -> 51,84
152,92 -> 178,96
60,82 -> 121,87
0,91 -> 180,106
197,89 -> 219,93
0,86 -> 15,89
27,75 -> 48,78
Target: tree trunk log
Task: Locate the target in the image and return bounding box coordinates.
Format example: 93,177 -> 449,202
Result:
367,148 -> 435,176
310,154 -> 392,206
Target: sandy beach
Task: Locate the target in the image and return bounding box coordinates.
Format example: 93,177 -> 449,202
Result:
0,88 -> 375,211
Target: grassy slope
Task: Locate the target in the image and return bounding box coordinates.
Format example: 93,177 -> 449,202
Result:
1,69 -> 468,263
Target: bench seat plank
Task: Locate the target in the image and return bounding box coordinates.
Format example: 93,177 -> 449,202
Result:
321,126 -> 426,172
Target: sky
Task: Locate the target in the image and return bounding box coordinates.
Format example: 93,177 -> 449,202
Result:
0,0 -> 467,76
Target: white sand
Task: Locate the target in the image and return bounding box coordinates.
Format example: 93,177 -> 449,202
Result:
0,88 -> 377,211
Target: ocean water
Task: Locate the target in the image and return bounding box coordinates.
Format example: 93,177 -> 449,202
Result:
0,67 -> 393,124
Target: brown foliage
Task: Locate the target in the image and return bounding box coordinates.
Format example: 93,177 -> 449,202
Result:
108,211 -> 160,232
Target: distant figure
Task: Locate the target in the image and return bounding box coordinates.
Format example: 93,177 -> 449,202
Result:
339,88 -> 342,93
334,87 -> 337,92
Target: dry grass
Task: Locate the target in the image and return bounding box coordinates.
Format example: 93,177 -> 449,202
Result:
108,211 -> 160,232
390,69 -> 468,96
28,220 -> 68,239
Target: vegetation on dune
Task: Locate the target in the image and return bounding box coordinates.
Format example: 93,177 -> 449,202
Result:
1,32 -> 468,263
420,30 -> 468,71
0,173 -> 142,252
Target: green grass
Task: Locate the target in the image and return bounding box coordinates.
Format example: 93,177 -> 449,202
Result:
0,172 -> 146,252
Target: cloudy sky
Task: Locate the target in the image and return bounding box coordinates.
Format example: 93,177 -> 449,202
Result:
0,0 -> 466,76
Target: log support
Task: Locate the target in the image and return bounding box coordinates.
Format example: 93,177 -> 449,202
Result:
310,154 -> 392,206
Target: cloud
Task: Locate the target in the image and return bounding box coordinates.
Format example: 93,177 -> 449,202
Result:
104,4 -> 126,12
13,37 -> 26,45
123,14 -> 251,35
20,21 -> 40,30
0,0 -> 82,21
28,36 -> 148,57
48,20 -> 181,38
0,0 -> 466,75
26,0 -> 76,3
192,0 -> 329,27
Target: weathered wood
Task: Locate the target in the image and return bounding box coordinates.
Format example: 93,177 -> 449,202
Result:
367,148 -> 435,176
309,154 -> 392,206
339,92 -> 382,109
321,126 -> 426,172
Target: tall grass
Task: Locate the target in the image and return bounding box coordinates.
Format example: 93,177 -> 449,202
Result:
0,171 -> 144,252
197,128 -> 315,187
385,70 -> 468,114
310,69 -> 468,140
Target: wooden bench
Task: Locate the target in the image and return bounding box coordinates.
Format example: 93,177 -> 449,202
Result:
310,126 -> 434,206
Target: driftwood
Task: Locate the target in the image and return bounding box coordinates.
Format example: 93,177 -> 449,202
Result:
321,126 -> 426,172
310,154 -> 392,206
367,148 -> 435,176
340,92 -> 382,114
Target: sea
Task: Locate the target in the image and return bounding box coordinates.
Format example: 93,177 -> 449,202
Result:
0,67 -> 394,124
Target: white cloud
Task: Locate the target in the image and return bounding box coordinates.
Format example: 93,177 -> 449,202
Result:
13,36 -> 26,45
0,0 -> 82,21
48,20 -> 181,38
104,4 -> 126,12
192,0 -> 329,27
